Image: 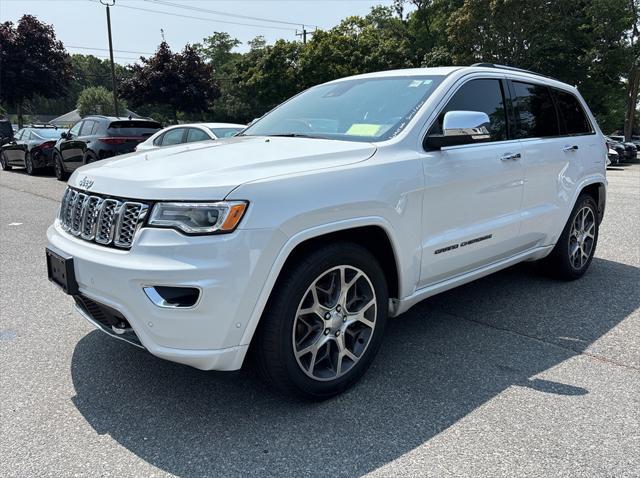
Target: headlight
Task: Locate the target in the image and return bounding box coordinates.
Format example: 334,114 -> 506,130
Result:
148,201 -> 247,235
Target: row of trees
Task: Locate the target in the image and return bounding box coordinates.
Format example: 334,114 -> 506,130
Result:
1,1 -> 639,137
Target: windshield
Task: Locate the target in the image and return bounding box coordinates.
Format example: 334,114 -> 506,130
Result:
242,75 -> 444,142
210,127 -> 243,138
32,128 -> 63,139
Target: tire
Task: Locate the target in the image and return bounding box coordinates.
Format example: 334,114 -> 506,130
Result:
541,194 -> 599,280
83,151 -> 98,165
252,242 -> 388,400
25,152 -> 36,175
0,151 -> 12,171
54,152 -> 69,181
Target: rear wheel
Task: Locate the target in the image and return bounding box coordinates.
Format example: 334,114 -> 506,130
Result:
54,152 -> 68,181
25,152 -> 36,175
541,194 -> 599,280
253,242 -> 388,400
0,151 -> 11,171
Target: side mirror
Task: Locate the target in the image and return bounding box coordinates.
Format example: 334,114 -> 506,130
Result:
425,110 -> 491,149
60,132 -> 68,139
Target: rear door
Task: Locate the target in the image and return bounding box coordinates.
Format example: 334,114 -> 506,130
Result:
159,127 -> 187,146
185,127 -> 211,143
511,80 -> 594,247
418,77 -> 526,287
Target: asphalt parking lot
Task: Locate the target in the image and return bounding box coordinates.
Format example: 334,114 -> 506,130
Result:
1,164 -> 638,477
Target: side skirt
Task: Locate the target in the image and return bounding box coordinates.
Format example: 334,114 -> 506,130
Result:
389,245 -> 554,317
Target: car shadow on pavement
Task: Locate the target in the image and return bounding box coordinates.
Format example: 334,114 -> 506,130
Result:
70,257 -> 639,478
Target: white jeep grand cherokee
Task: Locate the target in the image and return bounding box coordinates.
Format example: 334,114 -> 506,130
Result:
46,64 -> 606,399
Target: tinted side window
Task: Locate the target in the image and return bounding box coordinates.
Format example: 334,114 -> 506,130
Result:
160,128 -> 185,145
512,82 -> 559,138
186,128 -> 210,143
430,79 -> 507,142
80,120 -> 95,136
153,134 -> 163,146
68,122 -> 82,137
553,89 -> 592,135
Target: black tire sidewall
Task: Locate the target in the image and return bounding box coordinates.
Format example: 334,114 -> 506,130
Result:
0,152 -> 10,170
54,153 -> 65,181
25,152 -> 34,175
550,195 -> 599,279
258,243 -> 388,399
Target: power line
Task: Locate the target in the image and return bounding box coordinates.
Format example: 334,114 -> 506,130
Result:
142,0 -> 320,29
101,1 -> 299,32
66,45 -> 153,55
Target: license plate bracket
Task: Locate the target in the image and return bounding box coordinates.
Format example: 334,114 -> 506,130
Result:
46,247 -> 79,295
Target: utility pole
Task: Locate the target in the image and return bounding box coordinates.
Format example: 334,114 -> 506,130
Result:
296,25 -> 311,44
100,0 -> 119,117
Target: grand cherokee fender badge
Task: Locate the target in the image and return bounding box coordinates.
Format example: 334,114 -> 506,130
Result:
79,177 -> 94,190
435,234 -> 493,254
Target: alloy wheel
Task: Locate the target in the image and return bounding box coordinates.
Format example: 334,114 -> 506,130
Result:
568,206 -> 595,270
292,265 -> 377,381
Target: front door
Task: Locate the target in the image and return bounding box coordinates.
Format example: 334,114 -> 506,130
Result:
60,121 -> 84,170
418,77 -> 526,287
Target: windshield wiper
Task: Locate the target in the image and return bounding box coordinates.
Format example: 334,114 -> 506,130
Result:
265,133 -> 325,139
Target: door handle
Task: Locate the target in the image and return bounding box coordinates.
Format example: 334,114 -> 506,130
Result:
563,145 -> 579,152
500,152 -> 521,161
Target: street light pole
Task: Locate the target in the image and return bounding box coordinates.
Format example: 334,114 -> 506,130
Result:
100,0 -> 119,117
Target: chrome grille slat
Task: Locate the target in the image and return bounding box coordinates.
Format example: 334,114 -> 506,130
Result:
70,193 -> 88,235
58,187 -> 149,249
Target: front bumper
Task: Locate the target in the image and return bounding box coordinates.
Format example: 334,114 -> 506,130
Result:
47,222 -> 284,370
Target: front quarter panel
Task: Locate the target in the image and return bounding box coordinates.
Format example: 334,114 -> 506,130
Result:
227,148 -> 425,348
228,147 -> 424,300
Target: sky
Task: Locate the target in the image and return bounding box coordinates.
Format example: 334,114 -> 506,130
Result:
0,0 -> 400,64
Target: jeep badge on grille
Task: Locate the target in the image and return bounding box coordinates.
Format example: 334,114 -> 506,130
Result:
79,177 -> 94,190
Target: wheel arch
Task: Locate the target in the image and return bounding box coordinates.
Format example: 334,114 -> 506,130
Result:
579,181 -> 606,224
238,218 -> 403,351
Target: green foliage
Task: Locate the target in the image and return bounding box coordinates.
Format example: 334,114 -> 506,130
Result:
0,15 -> 72,126
119,42 -> 219,122
76,86 -> 126,117
2,2 -> 636,134
444,0 -> 637,132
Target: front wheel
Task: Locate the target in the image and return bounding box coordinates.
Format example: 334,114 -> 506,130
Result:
541,194 -> 599,280
253,242 -> 388,400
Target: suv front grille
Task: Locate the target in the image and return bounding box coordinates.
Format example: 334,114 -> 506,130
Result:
59,188 -> 149,249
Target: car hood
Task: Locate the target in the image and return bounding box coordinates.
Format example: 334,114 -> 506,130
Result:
69,136 -> 376,200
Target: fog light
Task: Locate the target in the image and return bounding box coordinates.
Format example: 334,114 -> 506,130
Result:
143,286 -> 200,308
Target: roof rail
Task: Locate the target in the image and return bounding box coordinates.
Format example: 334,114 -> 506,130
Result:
470,63 -> 559,81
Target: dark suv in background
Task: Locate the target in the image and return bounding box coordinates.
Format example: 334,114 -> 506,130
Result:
53,116 -> 161,181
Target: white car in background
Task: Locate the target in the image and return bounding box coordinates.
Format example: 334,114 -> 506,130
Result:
135,122 -> 245,152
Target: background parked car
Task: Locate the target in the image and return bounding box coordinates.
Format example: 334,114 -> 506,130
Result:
630,135 -> 640,148
53,116 -> 161,181
605,136 -> 626,164
607,147 -> 618,166
608,135 -> 638,161
0,125 -> 68,175
135,122 -> 245,152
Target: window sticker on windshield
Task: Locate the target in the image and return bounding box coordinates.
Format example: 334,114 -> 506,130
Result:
346,124 -> 383,136
408,79 -> 433,88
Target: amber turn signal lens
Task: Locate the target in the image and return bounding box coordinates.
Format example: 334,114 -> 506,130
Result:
220,203 -> 247,231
